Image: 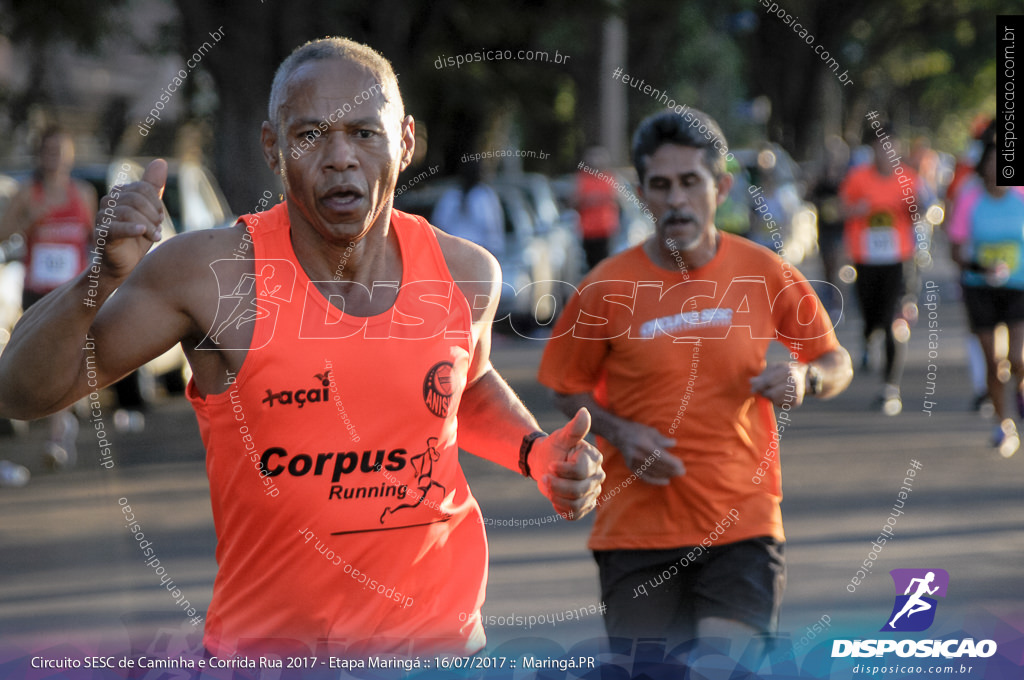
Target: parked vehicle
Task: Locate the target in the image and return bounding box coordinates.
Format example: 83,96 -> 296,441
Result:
0,174 -> 23,339
732,145 -> 819,265
73,158 -> 234,235
395,175 -> 574,327
497,173 -> 585,287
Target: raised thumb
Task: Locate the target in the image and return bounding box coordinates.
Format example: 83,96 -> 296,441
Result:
142,158 -> 168,198
556,408 -> 592,448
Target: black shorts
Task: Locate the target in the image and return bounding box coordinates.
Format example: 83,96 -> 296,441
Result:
854,262 -> 905,334
593,536 -> 785,644
963,285 -> 1024,332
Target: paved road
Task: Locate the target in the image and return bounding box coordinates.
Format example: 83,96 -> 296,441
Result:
0,247 -> 1022,677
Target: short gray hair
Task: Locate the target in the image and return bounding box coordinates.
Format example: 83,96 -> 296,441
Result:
267,37 -> 403,129
631,108 -> 729,183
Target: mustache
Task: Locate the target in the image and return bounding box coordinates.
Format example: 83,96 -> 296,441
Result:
662,210 -> 698,223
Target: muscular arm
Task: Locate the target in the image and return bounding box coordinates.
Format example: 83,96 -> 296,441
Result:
439,230 -> 604,517
441,232 -> 543,465
0,161 -> 194,419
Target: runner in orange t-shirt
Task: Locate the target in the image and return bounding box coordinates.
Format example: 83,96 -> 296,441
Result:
538,108 -> 852,658
840,123 -> 920,414
576,146 -> 620,269
0,38 -> 605,657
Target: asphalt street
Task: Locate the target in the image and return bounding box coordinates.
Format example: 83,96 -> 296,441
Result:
0,243 -> 1022,676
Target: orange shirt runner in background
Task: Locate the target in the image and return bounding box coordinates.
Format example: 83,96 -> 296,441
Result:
538,233 -> 839,551
840,163 -> 920,265
188,203 -> 487,657
577,171 -> 619,240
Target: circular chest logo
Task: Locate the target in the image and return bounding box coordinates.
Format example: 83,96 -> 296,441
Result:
423,361 -> 454,418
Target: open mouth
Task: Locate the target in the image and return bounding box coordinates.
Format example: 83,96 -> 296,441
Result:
320,184 -> 365,213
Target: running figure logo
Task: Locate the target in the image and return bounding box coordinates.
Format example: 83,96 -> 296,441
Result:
881,568 -> 949,632
380,437 -> 452,524
200,259 -> 296,350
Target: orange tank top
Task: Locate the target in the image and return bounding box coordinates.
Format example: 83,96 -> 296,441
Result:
187,203 -> 487,657
24,180 -> 93,294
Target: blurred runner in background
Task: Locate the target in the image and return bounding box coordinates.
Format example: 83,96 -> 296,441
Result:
945,120 -> 994,414
0,125 -> 97,479
909,136 -> 941,211
947,122 -> 1024,458
840,122 -> 919,415
576,146 -> 620,269
539,108 -> 852,660
809,135 -> 850,319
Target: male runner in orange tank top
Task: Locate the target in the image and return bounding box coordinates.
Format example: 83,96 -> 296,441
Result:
0,38 -> 604,656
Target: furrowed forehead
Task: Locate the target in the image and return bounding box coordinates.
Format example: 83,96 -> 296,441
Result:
643,144 -> 712,179
277,57 -> 401,128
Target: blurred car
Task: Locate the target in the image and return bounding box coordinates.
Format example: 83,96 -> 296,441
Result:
0,174 -> 23,339
496,173 -> 585,288
74,158 -> 234,235
394,175 -> 570,328
0,174 -> 23,435
605,168 -> 656,256
733,145 -> 819,265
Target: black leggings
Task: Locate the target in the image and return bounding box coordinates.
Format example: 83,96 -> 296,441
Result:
855,262 -> 906,385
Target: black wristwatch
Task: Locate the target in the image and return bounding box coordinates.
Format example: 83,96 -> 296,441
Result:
519,431 -> 547,479
806,365 -> 824,396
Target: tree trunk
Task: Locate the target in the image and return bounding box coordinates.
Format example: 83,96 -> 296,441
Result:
172,0 -> 319,214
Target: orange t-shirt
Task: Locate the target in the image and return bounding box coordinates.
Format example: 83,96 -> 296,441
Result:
577,171 -> 619,239
187,203 -> 487,656
840,164 -> 919,264
537,233 -> 839,550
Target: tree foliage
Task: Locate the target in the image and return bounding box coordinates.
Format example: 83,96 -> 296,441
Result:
0,0 -> 1016,208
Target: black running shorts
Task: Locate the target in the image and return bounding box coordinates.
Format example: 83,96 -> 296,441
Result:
593,536 -> 786,644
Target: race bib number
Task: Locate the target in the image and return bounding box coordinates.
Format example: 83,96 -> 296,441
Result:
977,242 -> 1020,272
29,243 -> 79,287
862,225 -> 900,263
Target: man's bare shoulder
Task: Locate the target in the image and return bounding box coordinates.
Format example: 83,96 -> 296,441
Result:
129,224 -> 254,294
145,224 -> 250,264
118,224 -> 258,345
433,226 -> 501,286
432,226 -> 501,321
